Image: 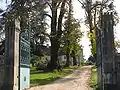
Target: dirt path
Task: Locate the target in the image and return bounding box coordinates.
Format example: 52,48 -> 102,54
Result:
29,66 -> 92,90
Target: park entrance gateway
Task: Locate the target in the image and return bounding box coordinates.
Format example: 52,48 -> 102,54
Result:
0,18 -> 30,90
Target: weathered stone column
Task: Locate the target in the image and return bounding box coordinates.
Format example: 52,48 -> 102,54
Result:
102,12 -> 116,90
1,18 -> 20,90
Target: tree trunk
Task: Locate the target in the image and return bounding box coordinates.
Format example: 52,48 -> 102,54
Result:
73,56 -> 77,66
78,56 -> 81,66
48,0 -> 58,70
48,0 -> 66,70
65,53 -> 70,67
48,38 -> 59,70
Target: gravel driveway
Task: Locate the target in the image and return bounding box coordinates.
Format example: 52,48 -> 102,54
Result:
29,66 -> 92,90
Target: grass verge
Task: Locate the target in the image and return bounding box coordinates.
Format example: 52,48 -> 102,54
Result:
30,66 -> 79,87
89,66 -> 99,90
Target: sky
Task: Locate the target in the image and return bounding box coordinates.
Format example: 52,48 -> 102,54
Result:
0,0 -> 10,10
0,0 -> 120,59
73,0 -> 120,59
73,0 -> 91,59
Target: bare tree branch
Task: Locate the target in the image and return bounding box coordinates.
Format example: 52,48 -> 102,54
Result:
44,0 -> 52,11
57,2 -> 61,8
41,32 -> 51,38
44,13 -> 52,19
77,0 -> 85,9
57,0 -> 66,36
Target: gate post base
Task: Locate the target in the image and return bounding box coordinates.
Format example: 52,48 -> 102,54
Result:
104,84 -> 118,90
0,84 -> 13,90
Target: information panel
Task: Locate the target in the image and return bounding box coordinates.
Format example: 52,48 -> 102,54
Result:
20,31 -> 30,90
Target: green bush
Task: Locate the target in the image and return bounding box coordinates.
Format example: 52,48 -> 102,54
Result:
36,57 -> 48,70
30,55 -> 49,70
30,55 -> 40,67
89,66 -> 98,90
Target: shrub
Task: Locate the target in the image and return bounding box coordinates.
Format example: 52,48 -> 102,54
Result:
30,55 -> 49,70
36,57 -> 48,70
30,55 -> 40,67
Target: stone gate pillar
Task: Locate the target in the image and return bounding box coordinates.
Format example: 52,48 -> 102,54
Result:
101,12 -> 116,90
1,18 -> 20,90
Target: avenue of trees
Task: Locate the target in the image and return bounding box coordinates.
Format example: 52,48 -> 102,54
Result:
0,0 -> 83,71
0,0 -> 119,70
78,0 -> 119,63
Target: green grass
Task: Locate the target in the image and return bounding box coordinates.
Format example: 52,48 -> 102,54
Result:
30,66 -> 79,87
89,66 -> 99,90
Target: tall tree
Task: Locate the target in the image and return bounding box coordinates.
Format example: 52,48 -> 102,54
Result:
62,0 -> 83,67
64,19 -> 82,66
63,19 -> 82,66
63,0 -> 73,67
1,0 -> 48,56
28,0 -> 48,55
45,0 -> 67,70
78,0 -> 117,56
